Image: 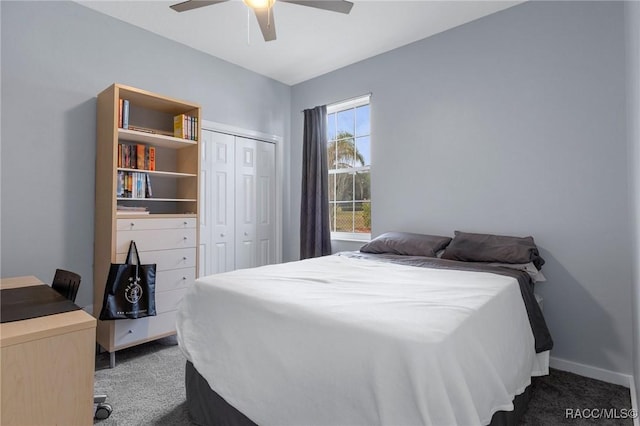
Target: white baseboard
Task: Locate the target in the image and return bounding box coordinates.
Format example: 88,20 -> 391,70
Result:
549,356 -> 632,388
631,376 -> 639,426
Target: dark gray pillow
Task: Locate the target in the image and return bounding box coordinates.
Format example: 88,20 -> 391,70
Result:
360,232 -> 452,258
441,231 -> 545,270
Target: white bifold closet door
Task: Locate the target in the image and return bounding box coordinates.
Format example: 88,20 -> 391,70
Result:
200,130 -> 276,276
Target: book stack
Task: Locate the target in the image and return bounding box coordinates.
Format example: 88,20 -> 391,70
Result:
173,114 -> 198,141
118,143 -> 156,171
116,205 -> 149,215
117,171 -> 153,199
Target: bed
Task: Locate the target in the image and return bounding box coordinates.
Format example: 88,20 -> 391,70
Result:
176,231 -> 553,426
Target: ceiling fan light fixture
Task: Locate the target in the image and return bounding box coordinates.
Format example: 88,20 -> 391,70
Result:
243,0 -> 275,9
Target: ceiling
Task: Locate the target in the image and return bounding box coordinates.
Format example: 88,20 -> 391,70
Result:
77,0 -> 522,86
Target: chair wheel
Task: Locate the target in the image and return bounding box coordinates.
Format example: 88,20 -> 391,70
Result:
95,403 -> 113,420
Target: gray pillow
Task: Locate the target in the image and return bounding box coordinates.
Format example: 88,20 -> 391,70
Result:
441,231 -> 545,270
360,232 -> 452,258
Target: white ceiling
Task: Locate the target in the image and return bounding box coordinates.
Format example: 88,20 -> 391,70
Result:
77,0 -> 522,86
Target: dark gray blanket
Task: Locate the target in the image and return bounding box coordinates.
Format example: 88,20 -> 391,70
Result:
337,251 -> 553,353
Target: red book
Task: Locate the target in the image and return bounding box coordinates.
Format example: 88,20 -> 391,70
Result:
149,147 -> 156,171
137,144 -> 145,169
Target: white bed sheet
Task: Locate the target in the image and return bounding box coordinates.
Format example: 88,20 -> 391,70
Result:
177,255 -> 549,426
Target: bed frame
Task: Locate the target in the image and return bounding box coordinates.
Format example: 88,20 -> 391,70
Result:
185,361 -> 532,426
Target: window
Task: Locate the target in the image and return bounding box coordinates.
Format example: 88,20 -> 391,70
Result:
327,95 -> 371,240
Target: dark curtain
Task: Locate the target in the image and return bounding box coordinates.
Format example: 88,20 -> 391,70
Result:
300,105 -> 331,259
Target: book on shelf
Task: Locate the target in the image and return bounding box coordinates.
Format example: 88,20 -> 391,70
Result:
118,99 -> 123,129
127,125 -> 155,134
122,99 -> 130,129
118,143 -> 155,171
173,114 -> 198,141
174,114 -> 185,139
145,173 -> 153,198
116,171 -> 124,197
137,144 -> 145,170
117,171 -> 151,199
117,205 -> 149,215
149,146 -> 156,171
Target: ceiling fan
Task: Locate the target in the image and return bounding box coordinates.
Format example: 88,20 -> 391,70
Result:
169,0 -> 354,42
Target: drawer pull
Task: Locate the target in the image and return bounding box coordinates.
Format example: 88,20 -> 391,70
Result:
128,330 -> 133,334
183,236 -> 188,240
183,257 -> 188,261
130,223 -> 135,227
182,277 -> 187,281
244,232 -> 248,236
220,233 -> 225,237
184,221 -> 188,225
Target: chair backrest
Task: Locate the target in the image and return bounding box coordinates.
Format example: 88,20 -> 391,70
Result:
52,269 -> 81,303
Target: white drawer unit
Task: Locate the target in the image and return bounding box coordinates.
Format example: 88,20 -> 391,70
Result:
115,247 -> 196,271
116,228 -> 197,253
116,217 -> 196,232
103,216 -> 198,368
155,268 -> 195,293
113,311 -> 178,348
155,288 -> 187,314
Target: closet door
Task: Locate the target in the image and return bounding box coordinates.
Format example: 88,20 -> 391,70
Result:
201,130 -> 236,275
235,137 -> 257,270
199,130 -> 213,277
256,141 -> 276,266
201,130 -> 278,275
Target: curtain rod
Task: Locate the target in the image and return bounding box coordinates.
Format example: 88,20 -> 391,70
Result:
301,92 -> 372,113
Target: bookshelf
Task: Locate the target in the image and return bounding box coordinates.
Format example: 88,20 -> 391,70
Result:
94,83 -> 201,367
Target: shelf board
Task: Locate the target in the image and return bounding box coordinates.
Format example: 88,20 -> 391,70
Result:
117,168 -> 196,178
116,213 -> 197,218
118,129 -> 197,148
116,197 -> 197,202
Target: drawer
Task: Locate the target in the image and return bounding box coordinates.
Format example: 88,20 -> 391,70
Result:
114,311 -> 177,348
117,218 -> 196,231
116,248 -> 196,272
156,268 -> 195,293
155,288 -> 186,314
116,228 -> 196,253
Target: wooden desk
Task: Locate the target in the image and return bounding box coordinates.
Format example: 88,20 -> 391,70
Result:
0,276 -> 97,425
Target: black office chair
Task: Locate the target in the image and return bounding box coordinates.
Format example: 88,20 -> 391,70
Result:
51,269 -> 81,303
51,268 -> 113,420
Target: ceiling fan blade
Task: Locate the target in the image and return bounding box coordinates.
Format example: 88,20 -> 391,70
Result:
170,0 -> 230,13
279,0 -> 353,14
254,8 -> 277,42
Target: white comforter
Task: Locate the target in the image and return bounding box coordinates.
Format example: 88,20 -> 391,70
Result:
177,255 -> 548,426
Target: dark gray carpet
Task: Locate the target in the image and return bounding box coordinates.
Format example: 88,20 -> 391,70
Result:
94,341 -> 634,425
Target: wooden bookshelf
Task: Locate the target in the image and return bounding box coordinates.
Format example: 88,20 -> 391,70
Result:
94,83 -> 201,367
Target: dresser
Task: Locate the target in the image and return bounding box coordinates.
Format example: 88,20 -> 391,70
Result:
97,217 -> 197,367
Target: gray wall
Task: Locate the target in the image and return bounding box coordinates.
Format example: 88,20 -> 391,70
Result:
0,1 -> 291,309
625,0 -> 640,404
290,1 -> 633,375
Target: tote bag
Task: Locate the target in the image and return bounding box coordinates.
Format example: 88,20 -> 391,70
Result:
99,240 -> 156,320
